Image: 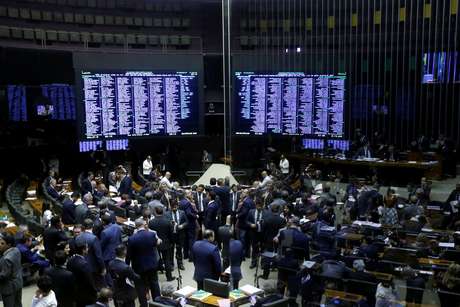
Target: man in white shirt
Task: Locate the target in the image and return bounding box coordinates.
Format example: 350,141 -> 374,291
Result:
259,171 -> 273,189
160,172 -> 174,189
279,155 -> 289,175
142,156 -> 153,177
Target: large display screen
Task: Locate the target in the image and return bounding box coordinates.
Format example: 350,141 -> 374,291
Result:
81,71 -> 199,139
234,72 -> 346,137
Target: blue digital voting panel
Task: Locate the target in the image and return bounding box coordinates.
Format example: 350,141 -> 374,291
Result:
41,84 -> 76,120
81,71 -> 199,139
234,72 -> 346,137
7,85 -> 27,122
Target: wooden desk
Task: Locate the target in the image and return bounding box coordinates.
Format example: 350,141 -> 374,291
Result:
132,181 -> 143,192
324,289 -> 364,303
189,295 -> 247,307
290,155 -> 442,181
367,271 -> 393,282
28,198 -> 43,215
418,258 -> 453,267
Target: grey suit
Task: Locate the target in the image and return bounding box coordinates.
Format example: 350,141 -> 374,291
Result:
0,247 -> 23,307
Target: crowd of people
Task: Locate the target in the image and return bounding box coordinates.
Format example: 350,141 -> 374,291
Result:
1,152 -> 460,307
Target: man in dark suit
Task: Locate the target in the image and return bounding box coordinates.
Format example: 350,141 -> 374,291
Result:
180,190 -> 199,260
67,241 -> 98,307
236,189 -> 255,257
229,239 -> 244,289
47,178 -> 62,201
100,214 -> 122,286
86,287 -> 112,307
43,216 -> 68,263
81,172 -> 94,197
127,218 -> 161,307
191,230 -> 222,290
166,200 -> 188,271
246,199 -> 266,268
62,192 -> 80,225
204,190 -> 220,234
117,170 -> 133,197
261,204 -> 286,278
109,244 -> 139,307
229,184 -> 240,224
218,215 -> 233,268
193,184 -> 208,229
213,178 -> 231,224
44,250 -> 76,307
0,234 -> 23,307
76,219 -> 106,289
276,217 -> 310,261
148,206 -> 175,281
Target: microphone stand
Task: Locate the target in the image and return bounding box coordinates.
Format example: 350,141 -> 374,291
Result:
176,250 -> 183,290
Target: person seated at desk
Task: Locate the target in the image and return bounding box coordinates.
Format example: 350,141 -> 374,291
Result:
154,282 -> 181,307
47,178 -> 63,201
347,259 -> 377,283
17,234 -> 50,270
358,237 -> 380,260
355,142 -> 373,159
251,279 -> 284,307
383,145 -> 399,161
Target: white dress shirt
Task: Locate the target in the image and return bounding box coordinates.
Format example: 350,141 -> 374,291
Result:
160,176 -> 173,189
143,159 -> 153,175
279,158 -> 290,174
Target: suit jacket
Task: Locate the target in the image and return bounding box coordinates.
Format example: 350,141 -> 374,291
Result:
81,178 -> 93,197
149,215 -> 174,250
218,224 -> 232,259
118,176 -> 133,197
179,199 -> 198,232
236,197 -> 255,230
44,265 -> 76,307
75,231 -> 105,273
166,209 -> 188,236
74,203 -> 89,225
192,191 -> 209,213
192,240 -> 222,282
66,254 -> 97,305
263,212 -> 286,246
109,258 -> 139,301
279,227 -> 310,260
213,185 -> 231,215
229,239 -> 244,281
204,200 -> 220,232
47,186 -> 61,201
126,229 -> 159,273
246,209 -> 266,232
62,198 -> 76,225
154,296 -> 180,307
100,223 -> 122,262
0,247 -> 23,295
43,226 -> 68,261
229,191 -> 241,212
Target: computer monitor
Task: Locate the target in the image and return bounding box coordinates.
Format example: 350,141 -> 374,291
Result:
203,278 -> 229,298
